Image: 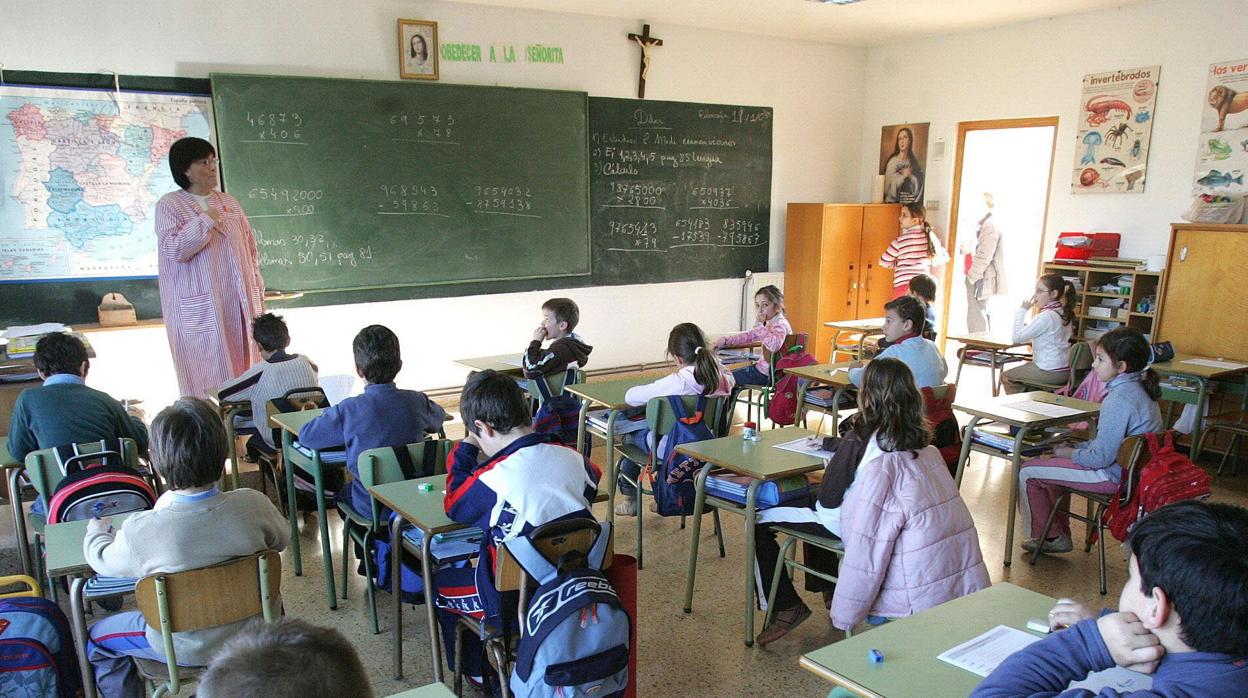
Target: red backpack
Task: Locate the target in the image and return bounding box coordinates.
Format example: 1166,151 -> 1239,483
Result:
766,347 -> 818,427
1104,431 -> 1211,542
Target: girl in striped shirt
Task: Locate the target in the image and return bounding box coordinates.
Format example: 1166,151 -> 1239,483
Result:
880,202 -> 948,299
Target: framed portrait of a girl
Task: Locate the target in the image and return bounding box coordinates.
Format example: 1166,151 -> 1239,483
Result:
399,19 -> 439,80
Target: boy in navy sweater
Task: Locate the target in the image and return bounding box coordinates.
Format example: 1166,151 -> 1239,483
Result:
435,369 -> 600,682
974,500 -> 1248,697
298,325 -> 446,516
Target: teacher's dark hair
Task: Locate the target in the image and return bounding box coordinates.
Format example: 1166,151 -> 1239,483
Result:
168,137 -> 216,190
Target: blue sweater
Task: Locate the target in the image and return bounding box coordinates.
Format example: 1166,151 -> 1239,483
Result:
849,335 -> 948,389
1071,372 -> 1162,482
7,375 -> 149,462
297,382 -> 446,514
973,617 -> 1248,697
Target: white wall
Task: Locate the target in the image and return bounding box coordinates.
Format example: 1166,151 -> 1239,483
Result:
859,0 -> 1247,263
1,0 -> 866,395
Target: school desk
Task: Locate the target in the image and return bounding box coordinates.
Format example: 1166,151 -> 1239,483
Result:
385,684 -> 458,698
1150,353 -> 1248,461
946,330 -> 1031,397
679,426 -> 825,646
46,512 -> 135,698
952,391 -> 1101,567
800,582 -> 1055,697
785,362 -> 855,431
452,353 -> 526,375
566,375 -> 655,525
270,407 -> 343,610
369,475 -> 611,682
825,317 -> 886,362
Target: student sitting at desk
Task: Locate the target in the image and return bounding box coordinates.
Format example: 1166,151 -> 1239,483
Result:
298,325 -> 446,518
1003,272 -> 1075,394
1017,327 -> 1162,555
84,397 -> 288,698
754,359 -> 988,644
522,297 -> 592,378
614,322 -> 734,517
217,312 -> 318,462
974,500 -> 1248,697
847,295 -> 947,389
8,332 -> 148,463
876,273 -> 938,351
436,370 -> 601,685
713,284 -> 792,387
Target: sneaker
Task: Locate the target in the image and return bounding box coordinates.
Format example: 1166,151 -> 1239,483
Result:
1021,534 -> 1073,554
614,495 -> 638,517
756,604 -> 812,646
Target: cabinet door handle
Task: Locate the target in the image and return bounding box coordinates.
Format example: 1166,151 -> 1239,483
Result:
847,264 -> 855,305
864,263 -> 872,302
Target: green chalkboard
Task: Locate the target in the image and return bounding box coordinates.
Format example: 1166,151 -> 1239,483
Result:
588,97 -> 772,285
210,74 -> 590,294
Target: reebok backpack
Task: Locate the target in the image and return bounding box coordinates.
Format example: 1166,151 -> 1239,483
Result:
46,449 -> 156,524
766,348 -> 818,427
0,596 -> 82,698
508,522 -> 630,698
1105,431 -> 1212,542
651,395 -> 715,517
532,370 -> 590,457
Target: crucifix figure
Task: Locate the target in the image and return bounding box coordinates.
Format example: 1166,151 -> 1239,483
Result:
628,23 -> 662,99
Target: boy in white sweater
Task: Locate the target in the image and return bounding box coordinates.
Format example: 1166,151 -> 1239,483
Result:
84,397 -> 289,698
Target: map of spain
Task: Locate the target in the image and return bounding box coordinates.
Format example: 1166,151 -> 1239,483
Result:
0,86 -> 214,281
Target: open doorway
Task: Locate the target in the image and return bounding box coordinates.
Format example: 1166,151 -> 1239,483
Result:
941,118 -> 1058,343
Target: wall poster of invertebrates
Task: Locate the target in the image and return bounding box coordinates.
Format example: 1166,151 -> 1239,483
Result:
1193,58 -> 1248,196
1071,65 -> 1159,194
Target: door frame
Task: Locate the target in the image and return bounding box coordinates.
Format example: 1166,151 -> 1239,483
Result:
939,116 -> 1060,348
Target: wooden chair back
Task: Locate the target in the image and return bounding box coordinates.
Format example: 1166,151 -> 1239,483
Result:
1067,341 -> 1094,392
1115,435 -> 1152,504
495,520 -> 613,593
135,551 -> 281,634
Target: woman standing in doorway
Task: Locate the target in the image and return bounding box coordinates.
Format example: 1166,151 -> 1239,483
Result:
964,192 -> 1007,333
880,202 -> 948,300
156,137 -> 265,398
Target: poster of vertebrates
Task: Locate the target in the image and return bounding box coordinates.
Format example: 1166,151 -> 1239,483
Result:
1071,66 -> 1159,194
1193,59 -> 1248,195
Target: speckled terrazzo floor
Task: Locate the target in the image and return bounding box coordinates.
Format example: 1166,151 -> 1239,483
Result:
5,361 -> 1247,697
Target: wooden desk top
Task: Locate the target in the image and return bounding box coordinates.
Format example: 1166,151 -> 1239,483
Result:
453,354 -> 526,374
675,426 -> 823,480
784,362 -> 854,387
385,684 -> 458,698
800,583 -> 1054,698
946,331 -> 1027,350
269,408 -> 326,436
954,391 -> 1100,428
825,317 -> 886,331
565,376 -> 653,410
1151,353 -> 1248,380
45,513 -> 135,578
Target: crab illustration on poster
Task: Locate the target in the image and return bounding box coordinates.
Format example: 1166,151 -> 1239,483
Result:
1071,65 -> 1160,194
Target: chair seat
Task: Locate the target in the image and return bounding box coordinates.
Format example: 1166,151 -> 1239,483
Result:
770,525 -> 845,551
336,498 -> 372,528
133,657 -> 205,682
617,443 -> 648,464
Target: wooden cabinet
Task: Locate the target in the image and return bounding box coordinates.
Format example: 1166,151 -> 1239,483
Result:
1155,223 -> 1248,360
784,203 -> 900,362
1043,262 -> 1162,343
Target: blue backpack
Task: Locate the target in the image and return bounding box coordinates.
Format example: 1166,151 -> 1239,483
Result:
508,522 -> 630,698
0,597 -> 81,698
532,370 -> 589,457
652,395 -> 715,517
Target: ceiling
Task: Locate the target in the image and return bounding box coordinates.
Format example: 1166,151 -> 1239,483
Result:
446,0 -> 1145,46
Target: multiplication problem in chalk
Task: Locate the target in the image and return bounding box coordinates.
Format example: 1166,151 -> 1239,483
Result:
243,111 -> 304,142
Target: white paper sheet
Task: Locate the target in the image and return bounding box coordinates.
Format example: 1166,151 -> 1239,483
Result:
2,322 -> 67,339
1069,666 -> 1153,692
1180,358 -> 1248,371
1004,400 -> 1085,418
937,624 -> 1041,677
771,436 -> 834,458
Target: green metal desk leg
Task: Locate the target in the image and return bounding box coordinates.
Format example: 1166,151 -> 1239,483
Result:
310,454 -> 337,609
605,409 -> 619,526
421,528 -> 444,682
683,462 -> 714,613
796,381 -> 808,429
1003,427 -> 1030,567
390,515 -> 404,679
282,430 -> 302,576
743,480 -> 760,647
9,467 -> 31,578
1190,377 -> 1209,462
954,417 -> 982,487
575,399 -> 591,455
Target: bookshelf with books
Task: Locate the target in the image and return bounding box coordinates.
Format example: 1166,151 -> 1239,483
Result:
1042,261 -> 1163,343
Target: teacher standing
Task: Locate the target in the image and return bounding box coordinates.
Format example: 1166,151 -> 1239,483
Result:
156,137 -> 265,398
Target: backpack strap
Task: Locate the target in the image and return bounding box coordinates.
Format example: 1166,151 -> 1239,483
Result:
420,440 -> 439,477
506,521 -> 614,584
392,445 -> 418,480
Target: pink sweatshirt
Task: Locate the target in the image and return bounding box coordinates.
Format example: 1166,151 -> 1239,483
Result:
831,443 -> 990,630
715,313 -> 793,374
624,363 -> 735,407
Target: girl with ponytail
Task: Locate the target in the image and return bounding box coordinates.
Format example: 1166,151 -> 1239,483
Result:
1003,272 -> 1076,394
613,323 -> 735,517
1017,327 -> 1163,554
880,202 -> 949,300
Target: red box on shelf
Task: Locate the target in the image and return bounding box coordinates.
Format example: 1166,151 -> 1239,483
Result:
1053,232 -> 1120,262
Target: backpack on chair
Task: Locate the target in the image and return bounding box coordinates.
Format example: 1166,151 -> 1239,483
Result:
46,444 -> 156,524
650,395 -> 716,517
766,344 -> 818,427
507,522 -> 630,698
1104,431 -> 1212,542
532,369 -> 589,457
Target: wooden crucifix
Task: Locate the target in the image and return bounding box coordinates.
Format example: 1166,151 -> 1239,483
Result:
628,23 -> 662,99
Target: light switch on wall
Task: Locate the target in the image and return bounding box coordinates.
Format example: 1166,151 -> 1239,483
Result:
927,199 -> 940,210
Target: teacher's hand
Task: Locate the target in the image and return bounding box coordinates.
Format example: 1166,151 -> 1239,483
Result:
205,204 -> 222,226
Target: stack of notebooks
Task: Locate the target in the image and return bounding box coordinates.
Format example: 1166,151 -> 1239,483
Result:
705,471 -> 815,509
402,526 -> 484,561
803,386 -> 856,409
586,408 -> 648,434
970,427 -> 1067,456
